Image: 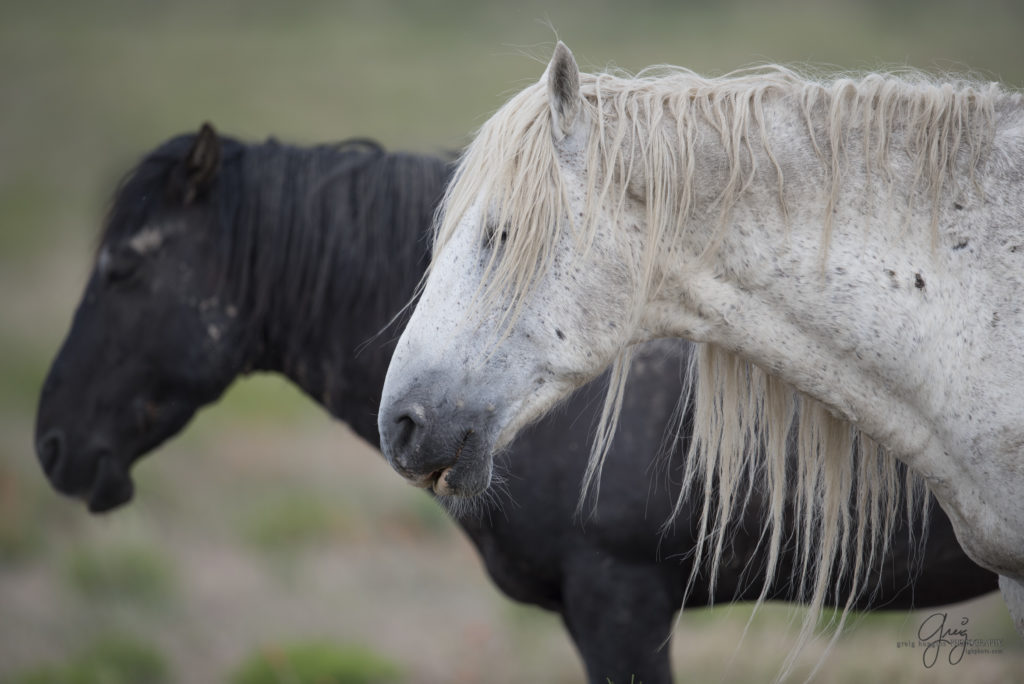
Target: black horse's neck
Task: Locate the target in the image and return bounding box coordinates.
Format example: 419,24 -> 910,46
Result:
229,139 -> 449,445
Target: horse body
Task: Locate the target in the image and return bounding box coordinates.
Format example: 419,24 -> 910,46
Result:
377,43 -> 1024,637
35,126 -> 996,682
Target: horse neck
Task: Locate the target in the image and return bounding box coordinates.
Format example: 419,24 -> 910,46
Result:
631,87 -> 1022,463
612,88 -> 1024,592
238,142 -> 443,445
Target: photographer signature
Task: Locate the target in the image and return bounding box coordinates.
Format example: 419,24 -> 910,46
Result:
918,612 -> 968,667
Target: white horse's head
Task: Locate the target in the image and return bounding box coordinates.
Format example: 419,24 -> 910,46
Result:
378,43 -> 652,497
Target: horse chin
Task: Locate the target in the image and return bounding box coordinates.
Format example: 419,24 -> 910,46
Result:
431,471 -> 502,522
85,454 -> 136,513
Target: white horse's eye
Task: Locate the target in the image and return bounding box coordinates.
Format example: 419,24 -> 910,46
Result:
483,222 -> 509,248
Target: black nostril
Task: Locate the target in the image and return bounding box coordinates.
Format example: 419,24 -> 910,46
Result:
395,415 -> 418,450
36,429 -> 65,474
386,402 -> 431,475
391,403 -> 428,453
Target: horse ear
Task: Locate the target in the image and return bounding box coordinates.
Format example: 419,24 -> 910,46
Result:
183,122 -> 220,204
545,41 -> 582,140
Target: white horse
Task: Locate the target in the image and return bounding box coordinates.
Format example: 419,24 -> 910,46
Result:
378,42 -> 1024,647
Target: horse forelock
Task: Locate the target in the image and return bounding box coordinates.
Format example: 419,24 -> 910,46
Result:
432,80 -> 571,336
98,133 -> 217,254
438,63 -> 1004,669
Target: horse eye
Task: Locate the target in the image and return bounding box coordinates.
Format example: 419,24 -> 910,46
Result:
484,223 -> 510,248
101,246 -> 142,284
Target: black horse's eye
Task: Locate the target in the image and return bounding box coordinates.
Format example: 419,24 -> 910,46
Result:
101,246 -> 142,284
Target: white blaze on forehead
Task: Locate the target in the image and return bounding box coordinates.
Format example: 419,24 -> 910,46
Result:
128,226 -> 167,254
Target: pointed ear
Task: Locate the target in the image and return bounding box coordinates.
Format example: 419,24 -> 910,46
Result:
546,41 -> 582,140
183,122 -> 220,204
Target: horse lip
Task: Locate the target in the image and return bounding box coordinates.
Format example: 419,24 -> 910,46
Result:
430,429 -> 474,495
395,465 -> 454,491
86,454 -> 135,513
429,429 -> 492,498
432,467 -> 456,495
403,471 -> 440,489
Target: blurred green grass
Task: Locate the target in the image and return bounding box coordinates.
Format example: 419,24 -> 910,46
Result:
63,541 -> 175,607
241,492 -> 358,553
214,375 -> 322,424
231,642 -> 404,684
3,1 -> 1024,682
10,633 -> 169,684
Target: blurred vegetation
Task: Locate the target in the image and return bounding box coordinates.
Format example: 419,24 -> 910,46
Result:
384,490 -> 455,539
0,340 -> 51,413
242,493 -> 357,552
0,458 -> 43,561
64,542 -> 175,607
10,634 -> 169,684
213,376 -> 323,425
231,642 -> 404,684
3,0 -> 1024,682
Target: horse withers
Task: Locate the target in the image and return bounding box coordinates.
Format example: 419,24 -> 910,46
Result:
36,124 -> 997,683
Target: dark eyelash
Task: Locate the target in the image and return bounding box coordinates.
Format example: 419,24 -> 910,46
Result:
484,223 -> 509,247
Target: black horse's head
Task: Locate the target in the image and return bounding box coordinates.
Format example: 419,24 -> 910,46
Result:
35,123 -> 248,512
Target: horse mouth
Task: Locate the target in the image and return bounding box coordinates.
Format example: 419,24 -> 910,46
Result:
404,464 -> 458,495
431,431 -> 496,499
431,466 -> 456,495
430,428 -> 478,496
36,430 -> 135,512
85,454 -> 135,513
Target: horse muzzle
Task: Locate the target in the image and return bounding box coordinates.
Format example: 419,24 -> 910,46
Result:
35,428 -> 135,512
379,397 -> 495,498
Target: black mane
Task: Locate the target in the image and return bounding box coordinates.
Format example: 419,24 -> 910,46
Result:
102,132 -> 452,353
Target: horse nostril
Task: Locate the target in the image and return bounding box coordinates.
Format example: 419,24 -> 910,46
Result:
395,415 -> 419,450
391,402 -> 428,453
36,429 -> 65,475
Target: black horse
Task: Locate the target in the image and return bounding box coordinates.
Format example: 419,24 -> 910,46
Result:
35,124 -> 997,684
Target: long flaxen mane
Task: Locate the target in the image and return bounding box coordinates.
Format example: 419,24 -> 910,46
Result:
434,63 -> 1008,672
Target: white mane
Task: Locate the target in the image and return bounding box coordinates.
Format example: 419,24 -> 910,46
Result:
433,64 -> 1007,674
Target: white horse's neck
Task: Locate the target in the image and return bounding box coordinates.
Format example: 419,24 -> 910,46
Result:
629,88 -> 1024,574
